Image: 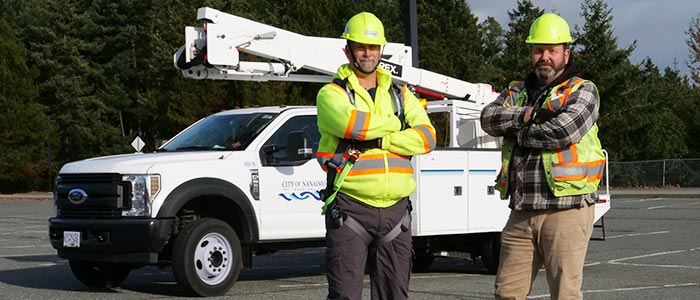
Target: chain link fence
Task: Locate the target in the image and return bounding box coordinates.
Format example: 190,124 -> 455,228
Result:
604,158 -> 700,188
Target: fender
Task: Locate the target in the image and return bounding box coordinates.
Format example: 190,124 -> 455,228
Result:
157,178 -> 259,244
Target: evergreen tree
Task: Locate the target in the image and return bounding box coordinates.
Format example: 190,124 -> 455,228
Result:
660,66 -> 700,158
498,0 -> 543,89
685,14 -> 700,157
22,0 -> 131,163
0,18 -> 52,192
687,13 -> 700,86
416,0 -> 485,84
573,0 -> 637,161
633,60 -> 688,159
479,16 -> 506,86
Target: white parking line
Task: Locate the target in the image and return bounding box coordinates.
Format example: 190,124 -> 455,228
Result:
617,198 -> 667,203
0,230 -> 47,235
277,274 -> 471,288
605,231 -> 670,239
647,202 -> 699,210
527,283 -> 699,299
607,247 -> 700,269
279,282 -> 327,288
255,265 -> 321,270
0,252 -> 56,258
16,225 -> 48,229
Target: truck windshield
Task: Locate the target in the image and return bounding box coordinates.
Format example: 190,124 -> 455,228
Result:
161,113 -> 278,151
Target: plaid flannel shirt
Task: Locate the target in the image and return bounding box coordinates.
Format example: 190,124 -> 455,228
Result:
481,80 -> 600,210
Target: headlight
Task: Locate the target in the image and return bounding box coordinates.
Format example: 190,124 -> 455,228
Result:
122,174 -> 161,216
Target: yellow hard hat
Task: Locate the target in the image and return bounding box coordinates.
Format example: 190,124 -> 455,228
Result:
341,12 -> 387,45
526,13 -> 572,44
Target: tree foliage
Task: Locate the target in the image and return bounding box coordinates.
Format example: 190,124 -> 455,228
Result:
0,18 -> 51,193
1,0 -> 700,192
688,13 -> 700,86
498,0 -> 543,87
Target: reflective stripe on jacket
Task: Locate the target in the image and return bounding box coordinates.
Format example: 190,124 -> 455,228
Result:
316,64 -> 436,208
496,77 -> 605,198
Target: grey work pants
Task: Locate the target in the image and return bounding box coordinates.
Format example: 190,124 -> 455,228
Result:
494,203 -> 595,300
325,193 -> 413,300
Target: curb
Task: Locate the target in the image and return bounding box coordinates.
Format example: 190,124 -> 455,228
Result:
607,188 -> 700,199
0,193 -> 53,201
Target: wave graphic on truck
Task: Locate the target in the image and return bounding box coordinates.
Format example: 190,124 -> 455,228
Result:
279,191 -> 322,201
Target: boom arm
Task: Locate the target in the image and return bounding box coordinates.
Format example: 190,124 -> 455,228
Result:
174,7 -> 497,103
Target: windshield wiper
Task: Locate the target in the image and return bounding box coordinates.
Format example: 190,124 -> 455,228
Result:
174,145 -> 215,151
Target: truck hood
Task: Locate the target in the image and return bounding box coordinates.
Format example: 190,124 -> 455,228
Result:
59,151 -> 233,174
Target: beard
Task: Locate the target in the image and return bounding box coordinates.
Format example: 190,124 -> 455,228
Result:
534,60 -> 565,82
356,57 -> 378,74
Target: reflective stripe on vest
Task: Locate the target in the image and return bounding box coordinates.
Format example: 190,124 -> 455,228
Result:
547,77 -> 603,184
332,78 -> 405,141
507,81 -> 525,107
343,152 -> 414,176
317,139 -> 352,172
550,159 -> 606,182
548,77 -> 585,111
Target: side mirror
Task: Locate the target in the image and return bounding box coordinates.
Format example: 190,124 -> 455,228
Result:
262,144 -> 280,155
286,131 -> 313,161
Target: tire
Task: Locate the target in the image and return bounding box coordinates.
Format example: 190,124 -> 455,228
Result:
68,260 -> 130,288
412,247 -> 435,272
172,218 -> 242,297
479,234 -> 501,275
412,254 -> 435,272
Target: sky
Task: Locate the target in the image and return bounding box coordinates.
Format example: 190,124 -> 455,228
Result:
468,0 -> 700,76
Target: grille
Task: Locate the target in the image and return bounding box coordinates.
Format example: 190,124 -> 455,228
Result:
55,173 -> 129,218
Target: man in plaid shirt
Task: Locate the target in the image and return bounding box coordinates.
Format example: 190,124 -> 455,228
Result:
481,13 -> 605,300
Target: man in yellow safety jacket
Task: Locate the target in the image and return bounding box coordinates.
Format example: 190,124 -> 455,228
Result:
480,13 -> 605,300
316,11 -> 436,300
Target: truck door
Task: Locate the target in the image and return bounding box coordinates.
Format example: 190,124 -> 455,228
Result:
256,115 -> 327,240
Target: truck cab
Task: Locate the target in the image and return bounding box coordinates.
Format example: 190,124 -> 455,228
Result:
50,106 -> 327,296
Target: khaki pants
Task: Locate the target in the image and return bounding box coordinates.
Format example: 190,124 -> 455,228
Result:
495,204 -> 595,300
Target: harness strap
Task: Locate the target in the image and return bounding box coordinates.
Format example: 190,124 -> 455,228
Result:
331,77 -> 405,120
343,204 -> 412,248
332,78 -> 355,106
321,151 -> 359,215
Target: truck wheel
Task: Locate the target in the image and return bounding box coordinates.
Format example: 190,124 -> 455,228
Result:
172,218 -> 242,297
412,246 -> 435,272
480,234 -> 501,275
68,260 -> 130,288
412,254 -> 435,272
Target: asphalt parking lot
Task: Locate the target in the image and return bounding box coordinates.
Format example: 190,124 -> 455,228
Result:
0,191 -> 698,299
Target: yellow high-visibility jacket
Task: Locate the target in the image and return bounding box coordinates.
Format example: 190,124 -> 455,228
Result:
316,64 -> 436,208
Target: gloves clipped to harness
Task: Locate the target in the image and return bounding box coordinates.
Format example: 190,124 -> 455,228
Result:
351,138 -> 382,152
530,107 -> 558,124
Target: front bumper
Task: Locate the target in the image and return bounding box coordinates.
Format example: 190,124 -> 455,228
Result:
49,217 -> 174,264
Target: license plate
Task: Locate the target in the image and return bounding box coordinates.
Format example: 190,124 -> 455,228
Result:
63,231 -> 81,248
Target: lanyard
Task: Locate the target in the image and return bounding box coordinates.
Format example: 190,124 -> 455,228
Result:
321,150 -> 360,215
